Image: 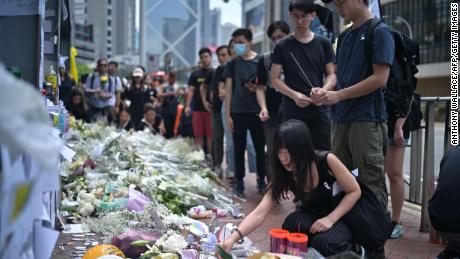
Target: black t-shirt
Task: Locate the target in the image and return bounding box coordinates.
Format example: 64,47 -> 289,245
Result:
144,87 -> 158,105
161,84 -> 178,116
272,35 -> 334,117
205,65 -> 224,112
188,68 -> 213,112
223,55 -> 261,114
257,52 -> 282,114
125,87 -> 147,127
429,146 -> 460,233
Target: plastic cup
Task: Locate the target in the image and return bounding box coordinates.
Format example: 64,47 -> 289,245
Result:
269,229 -> 290,253
286,233 -> 308,256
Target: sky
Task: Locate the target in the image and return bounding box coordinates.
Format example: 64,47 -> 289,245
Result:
135,0 -> 242,29
210,0 -> 242,27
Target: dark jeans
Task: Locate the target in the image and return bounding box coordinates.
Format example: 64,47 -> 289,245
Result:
232,113 -> 266,190
281,111 -> 331,151
211,109 -> 224,166
163,114 -> 177,139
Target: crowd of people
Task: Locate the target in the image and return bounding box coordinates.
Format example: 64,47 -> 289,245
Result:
58,0 -> 458,258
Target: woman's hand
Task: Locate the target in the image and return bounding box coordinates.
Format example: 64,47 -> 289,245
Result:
393,118 -> 406,147
310,216 -> 336,234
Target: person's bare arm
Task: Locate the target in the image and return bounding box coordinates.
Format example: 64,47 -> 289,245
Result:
200,83 -> 211,112
321,63 -> 391,105
185,86 -> 194,116
271,64 -> 312,107
221,193 -> 276,250
218,81 -> 226,101
310,154 -> 361,234
256,85 -> 269,121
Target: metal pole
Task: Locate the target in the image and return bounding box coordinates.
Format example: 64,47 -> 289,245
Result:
415,128 -> 423,204
139,0 -> 146,67
420,102 -> 436,233
409,129 -> 418,202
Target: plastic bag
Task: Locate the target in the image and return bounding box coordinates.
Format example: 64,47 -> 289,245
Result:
127,189 -> 150,212
111,229 -> 161,258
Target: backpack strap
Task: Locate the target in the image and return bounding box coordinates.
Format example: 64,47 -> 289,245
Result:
89,73 -> 95,89
363,18 -> 384,71
336,27 -> 351,58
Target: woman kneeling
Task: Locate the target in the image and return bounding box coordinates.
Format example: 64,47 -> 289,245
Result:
220,120 -> 361,256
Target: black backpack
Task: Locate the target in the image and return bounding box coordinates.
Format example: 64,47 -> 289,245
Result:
337,18 -> 422,131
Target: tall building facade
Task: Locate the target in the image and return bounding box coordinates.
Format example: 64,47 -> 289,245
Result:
210,8 -> 222,46
140,0 -> 205,72
70,0 -> 137,64
221,22 -> 238,46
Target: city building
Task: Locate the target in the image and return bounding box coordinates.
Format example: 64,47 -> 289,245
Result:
73,23 -> 97,64
220,22 -> 238,46
210,8 -> 223,46
140,0 -> 205,73
70,0 -> 138,64
242,0 -> 267,53
115,0 -> 137,56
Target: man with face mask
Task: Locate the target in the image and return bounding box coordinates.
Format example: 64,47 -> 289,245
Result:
224,28 -> 266,197
271,0 -> 336,152
256,21 -> 290,177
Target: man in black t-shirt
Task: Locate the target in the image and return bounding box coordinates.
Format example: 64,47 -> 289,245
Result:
256,21 -> 290,170
203,45 -> 229,177
225,28 -> 266,197
185,48 -> 214,155
271,0 -> 336,151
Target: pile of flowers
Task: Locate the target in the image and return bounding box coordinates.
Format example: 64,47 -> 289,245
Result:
60,122 -> 240,257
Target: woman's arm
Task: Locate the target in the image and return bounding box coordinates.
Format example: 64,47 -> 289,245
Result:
222,192 -> 276,250
310,153 -> 361,234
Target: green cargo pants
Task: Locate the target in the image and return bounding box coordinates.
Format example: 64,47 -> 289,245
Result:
332,121 -> 388,208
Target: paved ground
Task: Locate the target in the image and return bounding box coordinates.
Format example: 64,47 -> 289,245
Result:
238,173 -> 445,258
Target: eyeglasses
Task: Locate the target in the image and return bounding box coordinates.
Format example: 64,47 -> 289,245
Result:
99,63 -> 108,67
270,35 -> 285,42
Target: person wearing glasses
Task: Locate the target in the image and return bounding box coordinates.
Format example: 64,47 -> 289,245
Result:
84,58 -> 116,123
271,0 -> 336,152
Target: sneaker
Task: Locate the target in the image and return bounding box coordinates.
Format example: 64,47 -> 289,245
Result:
233,180 -> 245,198
390,222 -> 404,239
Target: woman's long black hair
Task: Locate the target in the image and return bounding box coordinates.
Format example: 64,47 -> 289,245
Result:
269,119 -> 319,203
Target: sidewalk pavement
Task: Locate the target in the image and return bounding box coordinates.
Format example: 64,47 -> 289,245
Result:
236,173 -> 444,258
